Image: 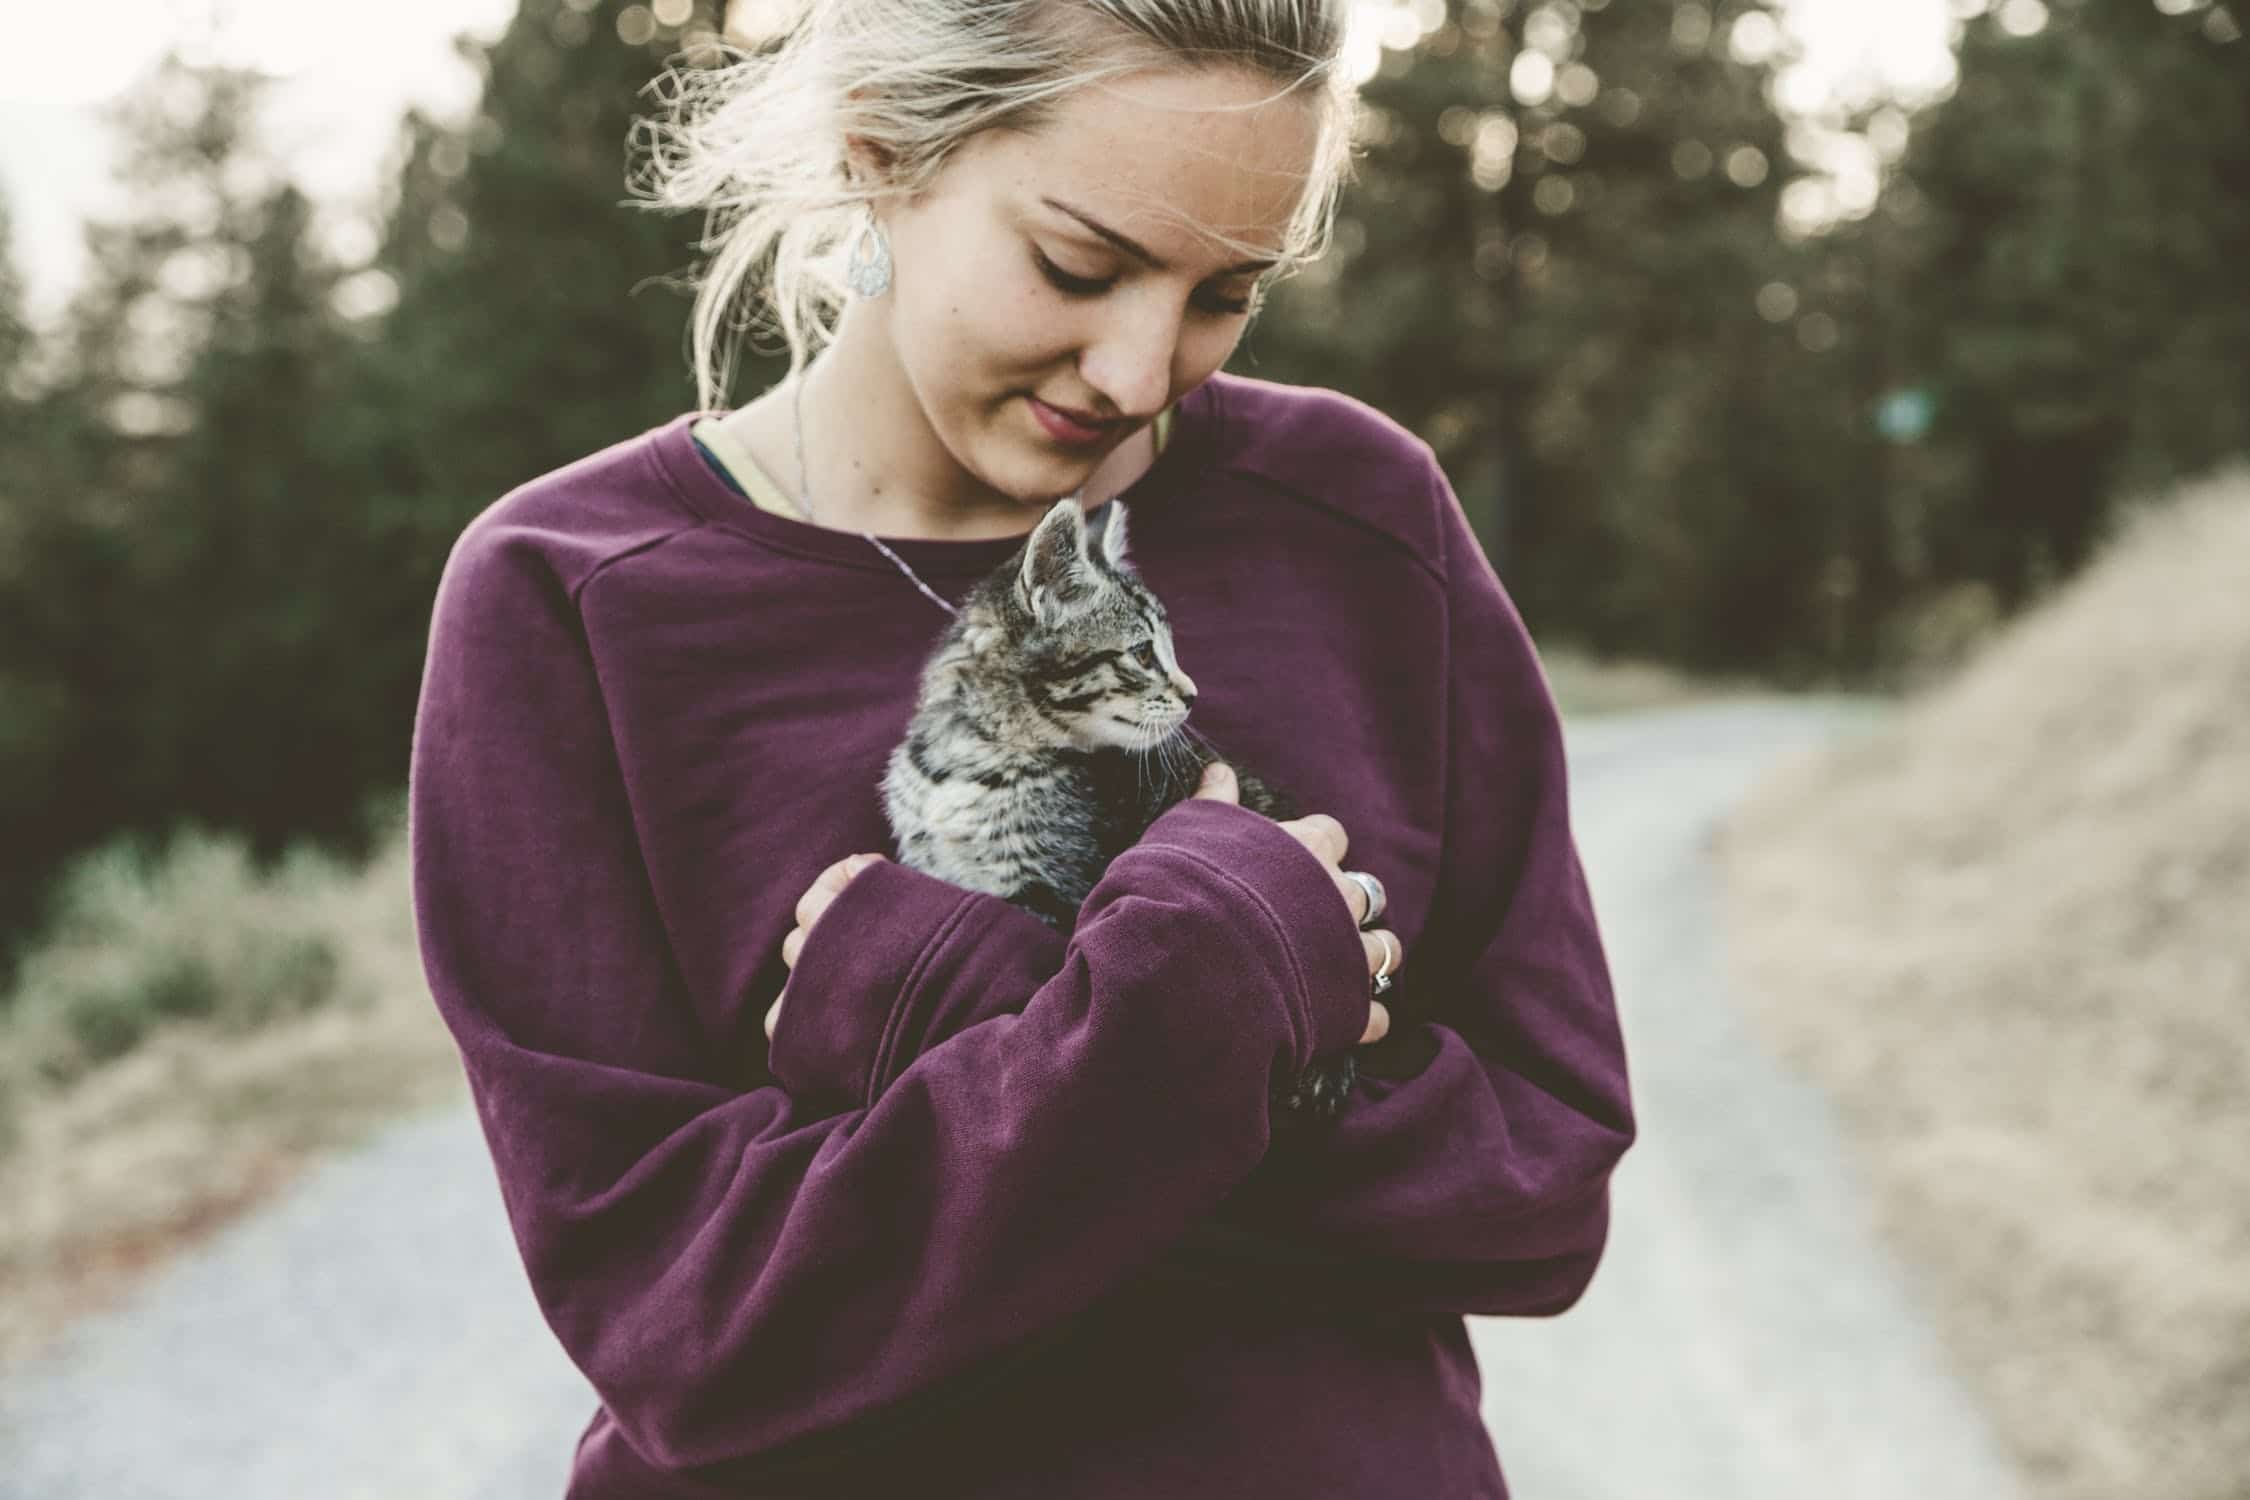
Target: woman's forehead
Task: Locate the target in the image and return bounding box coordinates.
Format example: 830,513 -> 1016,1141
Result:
988,68 -> 1319,257
1034,191 -> 1282,276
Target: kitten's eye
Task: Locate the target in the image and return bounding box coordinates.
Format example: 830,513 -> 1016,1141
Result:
1132,641 -> 1161,671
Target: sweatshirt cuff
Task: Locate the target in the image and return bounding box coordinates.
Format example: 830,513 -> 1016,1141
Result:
875,890 -> 1067,1096
1132,798 -> 1372,1065
765,859 -> 1066,1110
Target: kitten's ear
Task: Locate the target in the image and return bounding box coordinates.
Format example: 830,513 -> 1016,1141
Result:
1096,500 -> 1132,569
1018,497 -> 1090,624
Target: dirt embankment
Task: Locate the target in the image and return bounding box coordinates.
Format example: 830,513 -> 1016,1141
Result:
1717,468 -> 2250,1500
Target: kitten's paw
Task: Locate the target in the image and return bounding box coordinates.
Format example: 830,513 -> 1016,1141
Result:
1271,1052 -> 1357,1124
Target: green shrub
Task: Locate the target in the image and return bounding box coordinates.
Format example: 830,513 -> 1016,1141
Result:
1,825 -> 357,1090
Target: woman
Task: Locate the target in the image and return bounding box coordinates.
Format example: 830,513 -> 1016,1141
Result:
408,2 -> 1637,1496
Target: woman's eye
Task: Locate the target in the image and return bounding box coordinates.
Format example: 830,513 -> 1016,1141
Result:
1034,248 -> 1114,297
1030,249 -> 1260,317
1133,642 -> 1161,670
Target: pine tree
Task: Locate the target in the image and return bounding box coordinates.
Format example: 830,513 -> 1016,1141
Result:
1244,0 -> 1872,673
144,180 -> 367,848
0,52 -> 289,953
1892,0 -> 2249,607
303,2 -> 752,824
339,0 -> 737,522
0,196 -> 32,401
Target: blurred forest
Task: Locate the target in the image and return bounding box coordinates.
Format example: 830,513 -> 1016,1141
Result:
0,0 -> 2244,972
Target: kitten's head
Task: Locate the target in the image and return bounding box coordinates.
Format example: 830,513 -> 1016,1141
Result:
953,497 -> 1198,753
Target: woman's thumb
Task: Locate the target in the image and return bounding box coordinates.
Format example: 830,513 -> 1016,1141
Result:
1195,761 -> 1239,803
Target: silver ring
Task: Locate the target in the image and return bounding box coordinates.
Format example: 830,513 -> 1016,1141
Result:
1342,869 -> 1387,930
1370,930 -> 1398,995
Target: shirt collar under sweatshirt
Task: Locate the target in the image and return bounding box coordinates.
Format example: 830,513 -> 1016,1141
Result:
407,369 -> 1637,1498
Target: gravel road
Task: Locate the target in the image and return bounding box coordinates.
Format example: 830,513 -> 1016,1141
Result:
1472,699 -> 2026,1499
0,698 -> 2028,1499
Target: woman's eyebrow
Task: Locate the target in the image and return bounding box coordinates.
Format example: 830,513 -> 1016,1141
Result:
1038,195 -> 1277,276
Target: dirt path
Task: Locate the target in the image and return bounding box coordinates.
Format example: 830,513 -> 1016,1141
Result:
1475,698 -> 2028,1498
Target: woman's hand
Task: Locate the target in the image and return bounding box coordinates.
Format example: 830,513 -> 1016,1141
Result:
766,852 -> 887,1041
1193,762 -> 1395,1047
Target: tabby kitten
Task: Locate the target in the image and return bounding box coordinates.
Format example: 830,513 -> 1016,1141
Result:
881,495 -> 1358,1121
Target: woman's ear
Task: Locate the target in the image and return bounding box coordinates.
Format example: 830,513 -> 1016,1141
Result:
841,131 -> 897,189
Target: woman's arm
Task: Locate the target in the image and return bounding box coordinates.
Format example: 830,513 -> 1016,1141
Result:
410,519 -> 1372,1488
770,449 -> 1639,1320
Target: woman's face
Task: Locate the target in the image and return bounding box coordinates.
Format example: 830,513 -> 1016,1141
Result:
871,64 -> 1320,504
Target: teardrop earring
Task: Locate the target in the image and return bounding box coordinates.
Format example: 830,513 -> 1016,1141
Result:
845,208 -> 893,298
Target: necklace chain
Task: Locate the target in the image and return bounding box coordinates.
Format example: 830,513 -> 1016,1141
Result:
790,362 -> 971,620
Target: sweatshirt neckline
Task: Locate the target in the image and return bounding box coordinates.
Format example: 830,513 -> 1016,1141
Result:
649,376 -> 1226,578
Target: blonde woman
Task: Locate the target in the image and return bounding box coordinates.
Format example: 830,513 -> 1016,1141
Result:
408,2 -> 1636,1495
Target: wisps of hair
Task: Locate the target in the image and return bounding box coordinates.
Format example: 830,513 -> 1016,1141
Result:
626,0 -> 1359,412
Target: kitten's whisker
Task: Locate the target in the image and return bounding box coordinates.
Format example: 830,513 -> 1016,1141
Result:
1131,722 -> 1156,808
1161,729 -> 1193,802
1167,725 -> 1209,795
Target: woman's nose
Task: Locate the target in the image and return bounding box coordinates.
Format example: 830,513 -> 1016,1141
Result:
1080,299 -> 1181,420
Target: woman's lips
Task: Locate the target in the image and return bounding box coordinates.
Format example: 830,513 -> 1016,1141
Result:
1027,395 -> 1116,448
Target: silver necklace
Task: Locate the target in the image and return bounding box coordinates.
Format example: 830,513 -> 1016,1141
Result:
792,364 -> 1080,621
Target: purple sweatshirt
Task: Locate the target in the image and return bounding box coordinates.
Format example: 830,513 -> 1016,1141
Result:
408,371 -> 1637,1498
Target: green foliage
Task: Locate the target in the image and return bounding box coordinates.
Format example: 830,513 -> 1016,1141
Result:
0,197 -> 32,391
0,826 -> 351,1091
1887,1 -> 2250,608
1242,0 -> 1893,676
0,2 -> 737,960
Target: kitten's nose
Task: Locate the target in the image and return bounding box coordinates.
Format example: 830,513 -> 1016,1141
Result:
1171,668 -> 1197,706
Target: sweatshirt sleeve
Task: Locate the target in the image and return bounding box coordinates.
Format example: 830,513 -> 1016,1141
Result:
1178,457 -> 1638,1317
407,520 -> 1373,1486
764,859 -> 1068,1114
768,451 -> 1639,1321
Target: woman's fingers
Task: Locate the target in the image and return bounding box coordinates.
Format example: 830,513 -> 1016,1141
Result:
793,883 -> 836,935
1362,929 -> 1388,973
1193,761 -> 1240,803
1362,929 -> 1403,983
1334,868 -> 1374,925
1286,812 -> 1348,866
770,855 -> 888,1050
1361,928 -> 1400,1046
796,852 -> 883,928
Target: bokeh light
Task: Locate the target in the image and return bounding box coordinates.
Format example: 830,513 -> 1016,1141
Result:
1997,0 -> 2052,37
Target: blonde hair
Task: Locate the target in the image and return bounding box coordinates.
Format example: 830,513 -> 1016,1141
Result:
627,0 -> 1358,412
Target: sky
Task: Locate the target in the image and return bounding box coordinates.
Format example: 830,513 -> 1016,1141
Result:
0,0 -> 1956,331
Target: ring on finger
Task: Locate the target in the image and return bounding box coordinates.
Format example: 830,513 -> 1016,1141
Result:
1341,869 -> 1387,930
1370,929 -> 1399,996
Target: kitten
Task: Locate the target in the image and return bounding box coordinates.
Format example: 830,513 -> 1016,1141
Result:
881,496 -> 1359,1122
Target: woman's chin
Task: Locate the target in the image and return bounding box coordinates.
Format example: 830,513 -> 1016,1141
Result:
983,447 -> 1105,506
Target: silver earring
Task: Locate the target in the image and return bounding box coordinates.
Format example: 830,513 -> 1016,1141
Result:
845,208 -> 893,298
